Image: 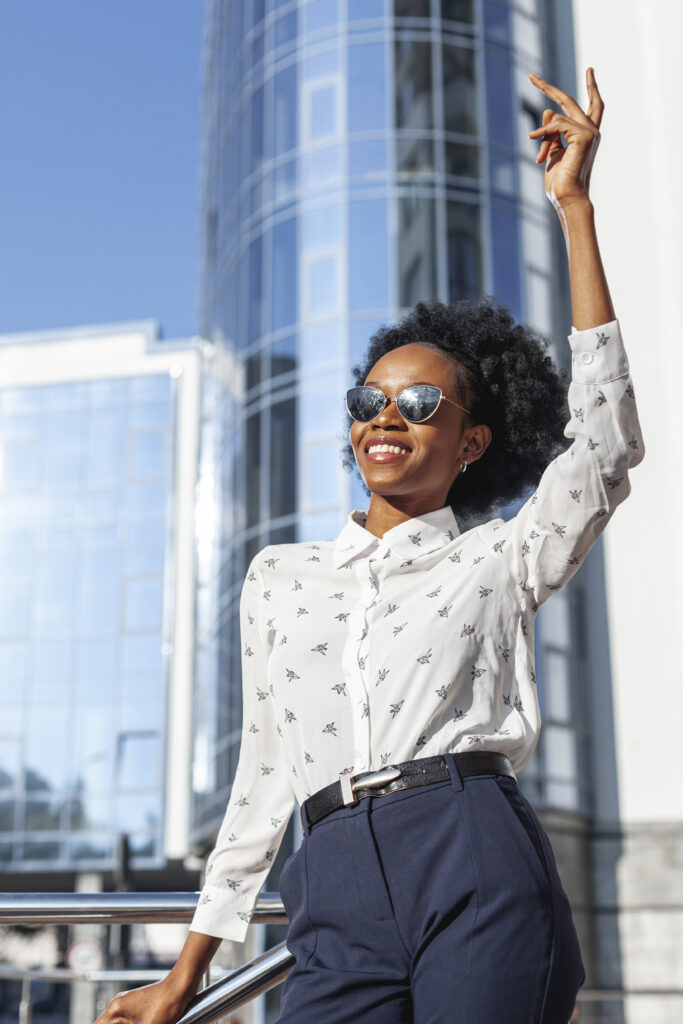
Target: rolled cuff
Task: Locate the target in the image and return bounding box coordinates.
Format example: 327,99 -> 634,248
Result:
568,319 -> 629,384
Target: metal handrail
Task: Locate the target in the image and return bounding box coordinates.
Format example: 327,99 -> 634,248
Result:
177,943 -> 294,1023
0,890 -> 291,1023
0,890 -> 286,926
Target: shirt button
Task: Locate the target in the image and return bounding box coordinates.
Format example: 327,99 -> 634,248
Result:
580,351 -> 593,365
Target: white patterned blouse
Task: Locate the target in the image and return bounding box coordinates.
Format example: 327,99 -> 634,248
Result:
190,319 -> 643,942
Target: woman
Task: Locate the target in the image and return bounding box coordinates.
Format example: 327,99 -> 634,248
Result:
96,69 -> 642,1024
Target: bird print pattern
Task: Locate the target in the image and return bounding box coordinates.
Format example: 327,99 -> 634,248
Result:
191,319 -> 644,944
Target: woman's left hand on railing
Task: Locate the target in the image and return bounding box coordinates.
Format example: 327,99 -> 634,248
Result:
94,930 -> 222,1023
93,974 -> 199,1024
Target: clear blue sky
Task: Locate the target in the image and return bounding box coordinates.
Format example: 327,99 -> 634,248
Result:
0,1 -> 203,339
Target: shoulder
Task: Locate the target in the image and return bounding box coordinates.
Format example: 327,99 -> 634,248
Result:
246,538 -> 336,573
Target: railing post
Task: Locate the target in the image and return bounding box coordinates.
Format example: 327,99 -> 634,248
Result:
18,976 -> 32,1024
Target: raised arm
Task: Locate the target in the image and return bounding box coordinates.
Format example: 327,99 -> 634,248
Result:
529,68 -> 613,330
495,69 -> 644,610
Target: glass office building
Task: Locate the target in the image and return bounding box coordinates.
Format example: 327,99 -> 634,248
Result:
195,0 -> 584,844
0,323 -> 200,876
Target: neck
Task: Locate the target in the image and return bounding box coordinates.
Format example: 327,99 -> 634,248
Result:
362,493 -> 447,538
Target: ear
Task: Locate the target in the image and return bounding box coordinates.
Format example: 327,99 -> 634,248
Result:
461,423 -> 492,465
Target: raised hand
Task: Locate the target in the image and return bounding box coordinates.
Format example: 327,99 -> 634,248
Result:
528,68 -> 603,208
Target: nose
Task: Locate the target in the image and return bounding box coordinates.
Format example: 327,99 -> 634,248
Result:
372,395 -> 404,427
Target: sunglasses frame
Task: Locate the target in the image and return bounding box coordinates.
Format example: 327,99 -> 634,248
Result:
344,384 -> 471,424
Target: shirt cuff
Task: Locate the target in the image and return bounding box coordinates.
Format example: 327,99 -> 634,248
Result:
568,319 -> 629,385
189,881 -> 258,944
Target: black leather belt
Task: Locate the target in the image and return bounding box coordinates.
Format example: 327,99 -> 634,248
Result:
301,751 -> 516,832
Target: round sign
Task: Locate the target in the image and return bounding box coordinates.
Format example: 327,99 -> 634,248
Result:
66,939 -> 106,973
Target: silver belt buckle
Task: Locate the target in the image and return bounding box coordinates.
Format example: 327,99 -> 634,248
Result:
339,766 -> 402,806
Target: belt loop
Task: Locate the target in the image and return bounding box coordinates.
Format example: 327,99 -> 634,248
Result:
444,753 -> 463,793
299,802 -> 311,837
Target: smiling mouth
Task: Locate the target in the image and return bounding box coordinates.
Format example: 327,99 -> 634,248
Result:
362,438 -> 411,462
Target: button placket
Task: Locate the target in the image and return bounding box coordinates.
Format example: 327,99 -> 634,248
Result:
342,561 -> 374,772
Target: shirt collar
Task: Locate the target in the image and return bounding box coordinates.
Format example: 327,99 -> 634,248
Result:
333,506 -> 461,569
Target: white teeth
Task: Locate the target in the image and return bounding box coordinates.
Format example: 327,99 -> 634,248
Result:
367,444 -> 410,455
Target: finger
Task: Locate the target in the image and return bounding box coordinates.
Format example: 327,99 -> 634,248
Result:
528,72 -> 592,126
528,113 -> 597,140
586,67 -> 604,129
535,109 -> 555,163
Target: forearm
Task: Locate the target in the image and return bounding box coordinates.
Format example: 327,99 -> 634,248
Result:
166,930 -> 222,997
562,197 -> 615,331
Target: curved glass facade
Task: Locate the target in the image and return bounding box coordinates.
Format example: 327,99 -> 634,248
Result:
193,0 -> 580,843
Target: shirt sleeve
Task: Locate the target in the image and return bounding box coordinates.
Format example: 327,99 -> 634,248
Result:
504,319 -> 644,609
190,550 -> 296,943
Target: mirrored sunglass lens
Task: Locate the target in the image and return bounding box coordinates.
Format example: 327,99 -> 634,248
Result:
397,385 -> 441,421
346,387 -> 383,421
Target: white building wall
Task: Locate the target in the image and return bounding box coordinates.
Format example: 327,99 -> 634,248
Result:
570,4 -> 683,1017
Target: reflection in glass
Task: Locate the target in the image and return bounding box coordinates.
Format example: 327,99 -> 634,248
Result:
304,203 -> 342,249
0,642 -> 27,702
130,430 -> 166,481
309,83 -> 338,139
544,650 -> 571,723
130,401 -> 170,428
274,9 -> 298,49
249,235 -> 264,344
303,144 -> 343,187
270,395 -> 296,516
348,42 -> 386,132
124,577 -> 163,632
445,142 -> 479,179
25,795 -> 62,831
442,0 -> 474,21
273,158 -> 297,202
306,255 -> 339,316
116,732 -> 159,789
23,840 -> 61,861
123,632 -> 162,677
126,483 -> 167,522
124,543 -> 165,575
349,139 -> 389,179
489,150 -> 516,195
1,439 -> 38,489
447,202 -> 481,303
443,45 -> 477,135
0,800 -> 15,831
349,198 -> 389,310
348,0 -> 384,18
114,791 -> 159,832
67,791 -> 112,831
273,65 -> 298,156
398,196 -> 437,307
395,0 -> 429,16
26,707 -> 68,790
490,204 -> 522,318
395,38 -> 432,131
304,0 -> 338,33
271,218 -> 298,330
397,137 -> 434,177
246,413 -> 261,527
484,46 -> 515,148
251,85 -> 264,168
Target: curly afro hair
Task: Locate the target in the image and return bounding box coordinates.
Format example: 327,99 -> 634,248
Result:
340,298 -> 569,519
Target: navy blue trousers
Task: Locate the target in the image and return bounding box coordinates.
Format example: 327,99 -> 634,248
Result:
277,755 -> 585,1023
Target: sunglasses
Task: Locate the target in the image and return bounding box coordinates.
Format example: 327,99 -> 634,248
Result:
344,384 -> 471,424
